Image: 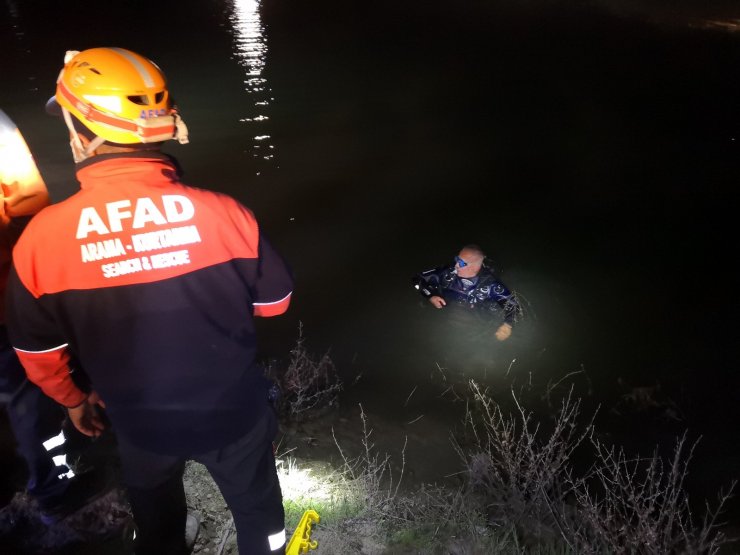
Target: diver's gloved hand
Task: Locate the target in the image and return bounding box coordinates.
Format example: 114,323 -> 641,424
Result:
495,323 -> 512,341
428,295 -> 446,309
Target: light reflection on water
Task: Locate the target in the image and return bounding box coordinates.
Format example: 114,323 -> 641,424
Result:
227,0 -> 276,172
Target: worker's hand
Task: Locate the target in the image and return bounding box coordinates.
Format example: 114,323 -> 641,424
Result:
495,323 -> 512,341
1,180 -> 49,217
67,391 -> 107,438
429,296 -> 446,309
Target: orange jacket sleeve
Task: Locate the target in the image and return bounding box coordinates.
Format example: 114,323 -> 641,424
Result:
14,346 -> 87,408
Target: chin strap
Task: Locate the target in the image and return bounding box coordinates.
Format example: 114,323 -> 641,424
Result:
62,107 -> 104,163
60,51 -> 93,163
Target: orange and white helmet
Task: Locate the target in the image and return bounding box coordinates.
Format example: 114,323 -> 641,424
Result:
51,47 -> 188,160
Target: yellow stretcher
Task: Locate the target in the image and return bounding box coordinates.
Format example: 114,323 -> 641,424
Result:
286,510 -> 320,554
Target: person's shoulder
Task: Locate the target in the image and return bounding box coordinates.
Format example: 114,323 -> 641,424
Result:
178,184 -> 254,212
18,192 -> 83,233
477,266 -> 508,287
479,264 -> 500,279
176,185 -> 260,234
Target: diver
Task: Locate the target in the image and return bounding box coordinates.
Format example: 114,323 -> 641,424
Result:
413,244 -> 521,341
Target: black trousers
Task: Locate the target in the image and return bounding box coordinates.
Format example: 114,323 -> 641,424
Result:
0,325 -> 71,503
117,409 -> 285,555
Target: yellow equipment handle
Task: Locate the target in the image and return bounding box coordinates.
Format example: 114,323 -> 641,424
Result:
285,509 -> 320,555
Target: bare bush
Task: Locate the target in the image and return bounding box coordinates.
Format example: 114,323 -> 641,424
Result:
455,380 -> 594,547
388,483 -> 514,553
456,379 -> 735,554
265,322 -> 342,420
329,405 -> 506,554
332,404 -> 405,516
564,434 -> 735,554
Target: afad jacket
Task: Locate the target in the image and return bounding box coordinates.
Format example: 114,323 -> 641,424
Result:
6,152 -> 293,454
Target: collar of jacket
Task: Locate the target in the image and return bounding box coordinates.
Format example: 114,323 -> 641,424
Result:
75,151 -> 183,190
444,265 -> 496,286
472,266 -> 497,285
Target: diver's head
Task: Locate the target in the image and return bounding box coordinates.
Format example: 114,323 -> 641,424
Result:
454,244 -> 485,278
46,47 -> 189,163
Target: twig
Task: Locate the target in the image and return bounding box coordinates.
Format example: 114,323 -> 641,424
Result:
539,483 -> 576,552
505,358 -> 517,378
434,362 -> 448,383
393,436 -> 408,499
216,516 -> 235,555
404,386 -> 417,407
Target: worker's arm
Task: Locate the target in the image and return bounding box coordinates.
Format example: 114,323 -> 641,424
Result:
251,233 -> 293,317
13,344 -> 86,407
5,266 -> 87,407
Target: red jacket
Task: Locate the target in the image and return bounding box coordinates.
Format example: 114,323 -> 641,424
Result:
7,152 -> 293,453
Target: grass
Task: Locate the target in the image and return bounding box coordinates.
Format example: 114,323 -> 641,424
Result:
278,457 -> 365,529
275,331 -> 737,554
3,326 -> 734,554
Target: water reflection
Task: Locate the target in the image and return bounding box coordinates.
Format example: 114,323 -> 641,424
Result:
227,0 -> 276,172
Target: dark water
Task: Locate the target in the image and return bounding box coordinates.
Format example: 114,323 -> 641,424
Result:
2,0 -> 739,529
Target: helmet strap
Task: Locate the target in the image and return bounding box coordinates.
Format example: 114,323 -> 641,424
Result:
85,135 -> 107,155
62,107 -> 86,162
62,107 -> 106,163
173,111 -> 189,145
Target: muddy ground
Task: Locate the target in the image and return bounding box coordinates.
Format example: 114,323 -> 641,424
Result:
0,405 -> 401,555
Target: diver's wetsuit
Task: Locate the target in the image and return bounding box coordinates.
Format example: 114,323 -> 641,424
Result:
413,264 -> 521,326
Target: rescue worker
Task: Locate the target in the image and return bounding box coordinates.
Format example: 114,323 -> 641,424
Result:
0,113 -> 106,525
5,48 -> 293,555
413,244 -> 521,341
